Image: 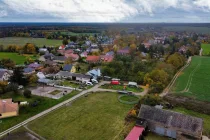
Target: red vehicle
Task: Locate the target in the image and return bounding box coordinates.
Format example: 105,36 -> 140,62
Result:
111,80 -> 120,85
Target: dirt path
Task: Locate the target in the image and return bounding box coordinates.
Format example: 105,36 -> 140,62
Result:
160,57 -> 192,97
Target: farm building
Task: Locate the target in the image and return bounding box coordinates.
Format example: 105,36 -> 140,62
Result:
0,99 -> 19,119
55,71 -> 92,82
138,105 -> 203,140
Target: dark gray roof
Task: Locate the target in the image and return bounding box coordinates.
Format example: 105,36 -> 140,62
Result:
56,71 -> 91,79
138,105 -> 203,135
23,67 -> 35,73
63,64 -> 73,71
53,56 -> 67,61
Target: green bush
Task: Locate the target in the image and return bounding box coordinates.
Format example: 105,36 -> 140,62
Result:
23,89 -> 32,98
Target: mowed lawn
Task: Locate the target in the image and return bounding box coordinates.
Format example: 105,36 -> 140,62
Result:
28,92 -> 133,140
0,37 -> 62,47
172,56 -> 210,102
0,91 -> 79,133
0,52 -> 36,64
201,44 -> 210,55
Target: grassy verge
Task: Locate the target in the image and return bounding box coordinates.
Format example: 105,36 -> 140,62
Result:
0,90 -> 79,133
62,80 -> 80,88
100,84 -> 143,93
27,92 -> 133,140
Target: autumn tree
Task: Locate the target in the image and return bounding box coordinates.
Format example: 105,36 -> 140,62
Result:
144,69 -> 169,93
64,57 -> 73,64
0,81 -> 8,94
62,38 -> 69,45
23,43 -> 36,54
166,53 -> 185,70
28,74 -> 38,85
0,58 -> 15,69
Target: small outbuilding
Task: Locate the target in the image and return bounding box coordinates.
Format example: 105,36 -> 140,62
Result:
0,99 -> 19,119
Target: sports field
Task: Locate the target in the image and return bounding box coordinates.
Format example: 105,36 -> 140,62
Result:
27,92 -> 132,140
171,56 -> 210,102
0,52 -> 37,64
201,44 -> 210,55
0,37 -> 62,47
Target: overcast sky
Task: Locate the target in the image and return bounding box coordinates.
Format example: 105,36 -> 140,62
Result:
0,0 -> 210,23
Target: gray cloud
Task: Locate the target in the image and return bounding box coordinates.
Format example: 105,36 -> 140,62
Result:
0,0 -> 210,22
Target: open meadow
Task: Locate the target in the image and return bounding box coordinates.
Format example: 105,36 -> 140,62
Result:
0,37 -> 62,47
28,92 -> 133,140
171,56 -> 210,102
0,91 -> 79,133
0,52 -> 37,64
201,44 -> 210,55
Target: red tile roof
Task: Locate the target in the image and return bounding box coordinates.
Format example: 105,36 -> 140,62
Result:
125,126 -> 144,140
0,99 -> 19,114
86,55 -> 100,63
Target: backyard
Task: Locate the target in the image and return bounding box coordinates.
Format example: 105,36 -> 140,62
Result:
0,90 -> 79,133
201,44 -> 210,55
0,37 -> 62,47
0,52 -> 37,64
27,92 -> 133,140
100,84 -> 144,93
171,56 -> 210,102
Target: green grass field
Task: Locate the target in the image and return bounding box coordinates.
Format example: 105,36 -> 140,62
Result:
0,91 -> 79,133
201,44 -> 210,55
27,92 -> 133,140
0,52 -> 37,64
171,56 -> 210,102
0,37 -> 62,47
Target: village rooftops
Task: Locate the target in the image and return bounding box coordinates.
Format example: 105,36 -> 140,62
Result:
138,105 -> 203,135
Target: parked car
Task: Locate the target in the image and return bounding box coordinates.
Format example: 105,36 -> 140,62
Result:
18,85 -> 23,90
112,78 -> 120,81
128,82 -> 138,88
103,76 -> 112,81
91,79 -> 98,84
111,80 -> 120,85
86,82 -> 93,86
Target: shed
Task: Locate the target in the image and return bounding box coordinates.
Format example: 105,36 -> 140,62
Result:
125,126 -> 144,140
